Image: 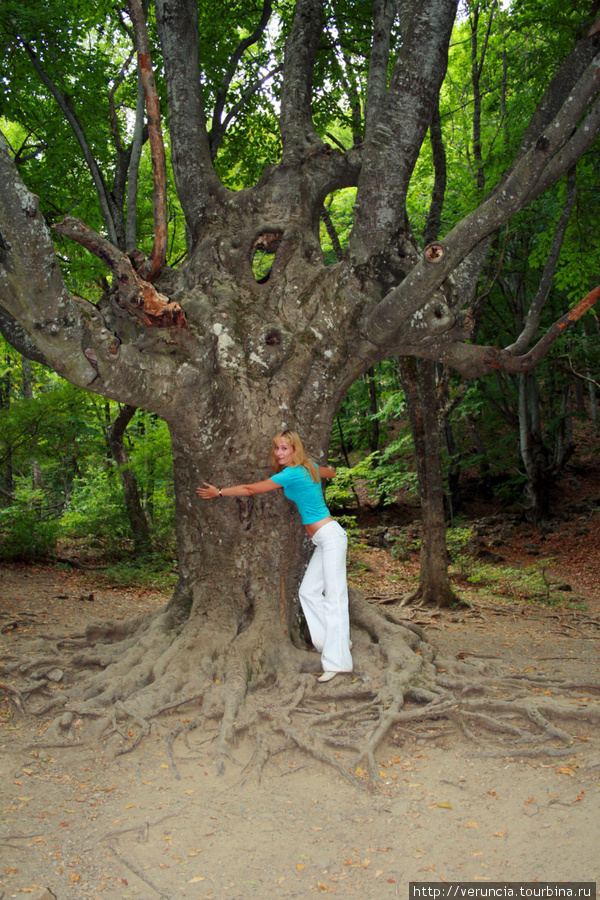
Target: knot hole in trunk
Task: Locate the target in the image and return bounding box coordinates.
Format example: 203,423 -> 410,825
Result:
251,231 -> 283,283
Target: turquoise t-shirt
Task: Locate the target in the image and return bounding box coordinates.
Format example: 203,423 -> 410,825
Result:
270,464 -> 330,525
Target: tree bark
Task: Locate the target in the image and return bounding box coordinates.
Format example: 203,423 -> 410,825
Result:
280,0 -> 325,163
127,0 -> 168,281
400,357 -> 458,607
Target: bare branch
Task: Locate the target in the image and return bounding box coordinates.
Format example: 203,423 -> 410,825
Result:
211,0 -> 273,149
362,51 -> 600,347
513,28 -> 600,167
507,167 -> 577,355
424,101 -> 446,245
126,70 -> 147,253
52,216 -> 186,330
436,286 -> 600,379
527,93 -> 600,201
211,65 -> 282,159
20,40 -> 120,247
127,0 -> 168,281
470,1 -> 497,191
327,9 -> 364,144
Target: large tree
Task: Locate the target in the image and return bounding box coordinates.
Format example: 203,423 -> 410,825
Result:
2,0 -> 600,775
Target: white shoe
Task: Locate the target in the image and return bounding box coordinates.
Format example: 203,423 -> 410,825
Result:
317,670 -> 351,683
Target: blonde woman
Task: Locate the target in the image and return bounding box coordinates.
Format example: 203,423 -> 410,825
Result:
197,430 -> 353,682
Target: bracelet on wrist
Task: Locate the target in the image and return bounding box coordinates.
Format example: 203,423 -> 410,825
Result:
218,487 -> 222,497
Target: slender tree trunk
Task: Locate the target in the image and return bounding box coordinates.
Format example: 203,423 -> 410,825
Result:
366,367 -> 380,454
400,357 -> 458,607
126,69 -> 146,253
443,420 -> 462,519
553,382 -> 575,471
107,405 -> 152,556
518,370 -> 551,523
21,357 -> 43,495
0,345 -> 13,497
582,320 -> 599,430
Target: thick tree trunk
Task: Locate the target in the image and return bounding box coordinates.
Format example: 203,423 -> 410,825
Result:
67,404 -> 338,753
166,429 -> 311,644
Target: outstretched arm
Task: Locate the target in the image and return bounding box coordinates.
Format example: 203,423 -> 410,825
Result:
318,466 -> 336,479
197,479 -> 282,499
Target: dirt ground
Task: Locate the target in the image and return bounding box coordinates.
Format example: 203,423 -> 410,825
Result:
2,529 -> 600,899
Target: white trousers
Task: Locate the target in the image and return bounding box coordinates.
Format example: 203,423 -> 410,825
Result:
299,520 -> 353,673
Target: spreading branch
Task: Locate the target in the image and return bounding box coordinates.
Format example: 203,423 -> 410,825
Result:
154,0 -> 222,241
436,285 -> 600,379
280,0 -> 325,163
364,0 -> 396,141
362,50 -> 600,348
20,40 -> 121,247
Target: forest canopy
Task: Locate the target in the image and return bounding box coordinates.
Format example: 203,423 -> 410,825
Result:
1,0 -> 599,561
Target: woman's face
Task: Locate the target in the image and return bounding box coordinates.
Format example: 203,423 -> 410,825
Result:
273,437 -> 295,468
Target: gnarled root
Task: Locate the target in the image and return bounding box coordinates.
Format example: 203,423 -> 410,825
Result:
7,585 -> 600,788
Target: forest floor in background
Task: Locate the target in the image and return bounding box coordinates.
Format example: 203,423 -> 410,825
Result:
1,491 -> 600,899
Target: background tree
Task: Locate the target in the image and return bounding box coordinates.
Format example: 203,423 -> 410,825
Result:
2,0 -> 600,769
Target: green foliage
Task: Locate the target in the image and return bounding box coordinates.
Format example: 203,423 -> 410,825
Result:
371,436 -> 420,504
86,557 -> 177,591
0,338 -> 175,561
60,469 -> 135,555
0,480 -> 59,559
326,452 -> 379,508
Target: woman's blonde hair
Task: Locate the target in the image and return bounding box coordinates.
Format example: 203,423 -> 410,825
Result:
271,430 -> 320,483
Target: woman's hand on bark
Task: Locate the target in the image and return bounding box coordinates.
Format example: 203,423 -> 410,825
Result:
197,482 -> 219,499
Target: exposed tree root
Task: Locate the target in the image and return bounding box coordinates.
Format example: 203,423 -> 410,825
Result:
106,845 -> 169,899
0,682 -> 27,717
5,586 -> 600,788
